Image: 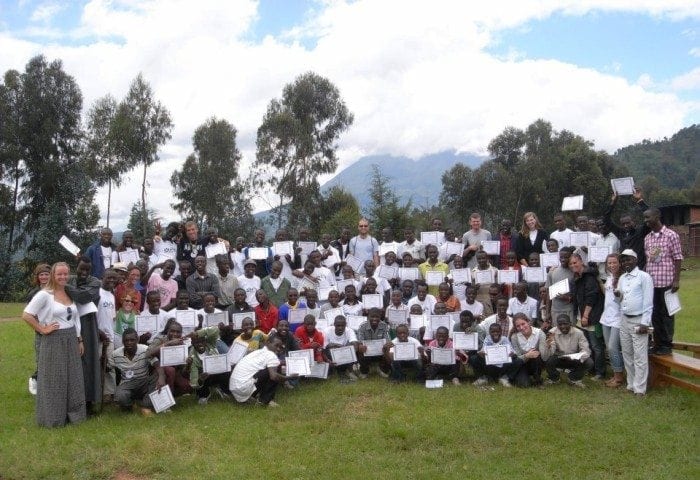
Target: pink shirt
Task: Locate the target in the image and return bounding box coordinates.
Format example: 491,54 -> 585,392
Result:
644,226 -> 683,287
147,274 -> 178,307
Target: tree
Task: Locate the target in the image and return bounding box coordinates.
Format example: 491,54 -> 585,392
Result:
170,117 -> 249,230
126,201 -> 157,243
254,72 -> 354,230
315,186 -> 360,238
83,94 -> 131,228
112,74 -> 172,236
365,164 -> 413,234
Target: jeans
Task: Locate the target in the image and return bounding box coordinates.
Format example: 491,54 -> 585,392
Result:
583,329 -> 606,377
601,325 -> 624,372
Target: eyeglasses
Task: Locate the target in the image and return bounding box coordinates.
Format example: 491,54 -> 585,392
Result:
123,299 -> 134,304
66,306 -> 72,321
358,224 -> 369,228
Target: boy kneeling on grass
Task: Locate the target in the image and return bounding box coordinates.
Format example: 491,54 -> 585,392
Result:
187,327 -> 231,405
472,323 -> 522,388
229,337 -> 298,408
323,315 -> 360,384
385,324 -> 425,383
543,314 -> 593,389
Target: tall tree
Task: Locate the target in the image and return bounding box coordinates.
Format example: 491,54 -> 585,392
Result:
170,117 -> 248,229
365,164 -> 413,234
83,94 -> 131,228
112,74 -> 172,236
315,186 -> 360,238
254,72 -> 354,230
126,201 -> 157,242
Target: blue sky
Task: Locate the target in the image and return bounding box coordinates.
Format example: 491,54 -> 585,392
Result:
0,0 -> 698,227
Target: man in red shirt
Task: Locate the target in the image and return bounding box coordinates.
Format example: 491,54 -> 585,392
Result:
254,289 -> 279,334
294,314 -> 325,362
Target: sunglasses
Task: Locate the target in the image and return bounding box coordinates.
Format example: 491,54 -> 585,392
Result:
66,306 -> 72,321
123,299 -> 134,304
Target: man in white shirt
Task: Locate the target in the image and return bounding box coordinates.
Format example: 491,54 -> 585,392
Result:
317,233 -> 341,272
549,213 -> 573,251
594,219 -> 620,281
348,218 -> 379,273
507,282 -> 539,322
398,227 -> 424,263
324,315 -> 360,383
617,249 -> 654,396
462,213 -> 492,269
97,270 -> 118,399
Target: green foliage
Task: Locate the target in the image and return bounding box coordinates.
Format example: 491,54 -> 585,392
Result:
254,72 -> 354,230
126,201 -> 157,243
170,117 -> 252,234
315,186 -> 361,237
365,164 -> 413,234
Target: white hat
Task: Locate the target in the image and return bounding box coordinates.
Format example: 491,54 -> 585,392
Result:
619,249 -> 637,258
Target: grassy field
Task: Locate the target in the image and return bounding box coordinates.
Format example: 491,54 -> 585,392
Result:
1,260 -> 699,480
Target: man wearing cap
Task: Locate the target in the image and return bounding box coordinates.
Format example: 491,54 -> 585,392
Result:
617,249 -> 654,395
643,208 -> 683,355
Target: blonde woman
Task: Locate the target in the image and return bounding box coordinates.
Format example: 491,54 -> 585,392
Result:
515,212 -> 548,266
23,262 -> 86,427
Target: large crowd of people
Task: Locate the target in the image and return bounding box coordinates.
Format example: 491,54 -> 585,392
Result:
21,188 -> 683,427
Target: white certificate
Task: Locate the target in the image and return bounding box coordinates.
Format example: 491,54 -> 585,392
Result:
298,241 -> 317,255
420,231 -> 444,246
135,315 -> 158,335
453,332 -> 479,350
474,269 -> 495,285
336,279 -> 354,294
569,232 -> 590,248
378,243 -> 397,256
540,253 -> 560,268
288,308 -> 308,325
430,347 -> 455,365
425,379 -> 443,389
485,345 -> 512,365
430,315 -> 451,334
562,351 -> 587,361
344,254 -> 364,273
497,269 -> 519,284
386,308 -> 408,326
202,354 -> 231,374
315,318 -> 329,331
317,287 -> 332,301
330,345 -> 357,365
205,241 -> 227,258
288,349 -> 314,368
481,241 -> 500,256
205,311 -> 227,328
377,264 -> 399,280
444,241 -> 463,257
175,310 -> 196,330
58,235 -> 80,256
611,177 -> 635,195
227,341 -> 248,365
362,294 -> 383,310
362,339 -> 386,357
425,270 -> 445,286
308,361 -> 329,379
102,256 -> 111,270
324,307 -> 345,323
561,195 -> 584,211
409,314 -> 428,331
588,245 -> 611,263
160,344 -> 188,366
230,312 -> 251,330
149,385 -> 176,413
76,301 -> 97,317
393,342 -> 418,361
118,249 -> 139,265
548,279 -> 570,299
451,268 -> 472,284
399,267 -> 420,281
522,266 -> 546,283
453,283 -> 467,300
347,315 -> 367,331
248,247 -> 268,260
273,241 -> 294,257
664,290 -> 682,316
285,356 -> 311,376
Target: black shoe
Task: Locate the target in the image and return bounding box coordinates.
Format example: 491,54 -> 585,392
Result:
654,348 -> 672,356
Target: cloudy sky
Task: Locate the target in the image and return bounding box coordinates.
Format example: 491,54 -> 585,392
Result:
1,0 -> 698,230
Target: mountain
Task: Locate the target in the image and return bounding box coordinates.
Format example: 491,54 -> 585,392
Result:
320,151 -> 485,210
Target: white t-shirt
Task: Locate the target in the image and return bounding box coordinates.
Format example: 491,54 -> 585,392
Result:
230,251 -> 246,278
323,326 -> 358,347
549,229 -> 573,250
407,294 -> 437,315
237,275 -> 261,308
389,335 -> 422,355
154,239 -> 179,276
24,290 -> 79,335
349,235 -> 379,272
461,300 -> 484,317
97,288 -> 116,342
229,347 -> 280,402
507,296 -> 539,320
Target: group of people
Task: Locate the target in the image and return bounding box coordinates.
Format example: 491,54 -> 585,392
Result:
22,187 -> 683,427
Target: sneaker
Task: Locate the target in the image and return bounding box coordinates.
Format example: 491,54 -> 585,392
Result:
544,378 -> 560,385
198,396 -> 209,405
377,369 -> 390,379
358,372 -> 368,379
28,377 -> 37,395
267,400 -> 280,408
346,371 -> 359,381
498,376 -> 512,388
213,386 -> 230,400
472,376 -> 489,386
569,380 -> 586,389
451,377 -> 461,386
591,374 -> 605,381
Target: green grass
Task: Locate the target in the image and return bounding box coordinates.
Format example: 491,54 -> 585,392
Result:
1,260 -> 699,480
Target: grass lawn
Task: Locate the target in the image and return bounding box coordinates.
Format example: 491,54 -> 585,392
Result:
1,260 -> 699,479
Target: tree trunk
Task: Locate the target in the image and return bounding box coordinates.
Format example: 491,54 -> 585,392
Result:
106,178 -> 112,228
141,161 -> 148,238
7,165 -> 20,253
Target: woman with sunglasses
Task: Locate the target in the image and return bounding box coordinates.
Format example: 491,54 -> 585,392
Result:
22,262 -> 86,427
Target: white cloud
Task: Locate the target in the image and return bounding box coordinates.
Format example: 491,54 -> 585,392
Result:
0,0 -> 696,230
671,66 -> 700,90
30,2 -> 65,23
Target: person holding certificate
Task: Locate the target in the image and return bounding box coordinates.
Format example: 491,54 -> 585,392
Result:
234,317 -> 269,353
471,251 -> 498,310
323,316 -> 360,383
109,328 -> 163,415
418,244 -> 450,297
111,230 -> 140,267
187,327 -> 231,405
356,308 -> 391,378
85,227 -> 116,279
515,212 -> 548,266
243,228 -> 274,278
261,261 -> 292,308
348,218 -> 380,274
146,321 -> 193,397
480,297 -> 513,344
407,284 -> 437,316
385,324 -> 425,383
398,227 -> 425,263
294,314 -> 326,363
186,255 -> 222,310
542,314 -> 593,388
545,247 -> 575,323
472,323 -> 521,388
509,313 -> 547,387
278,288 -> 307,333
603,187 -> 650,269
461,212 -> 492,269
425,326 -> 460,385
230,336 -> 297,407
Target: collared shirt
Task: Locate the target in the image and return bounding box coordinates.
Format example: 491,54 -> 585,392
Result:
398,240 -> 425,262
215,272 -> 239,306
644,225 -> 683,287
109,344 -> 154,381
418,260 -> 450,296
507,296 -> 539,321
356,320 -> 391,341
618,267 -> 654,326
